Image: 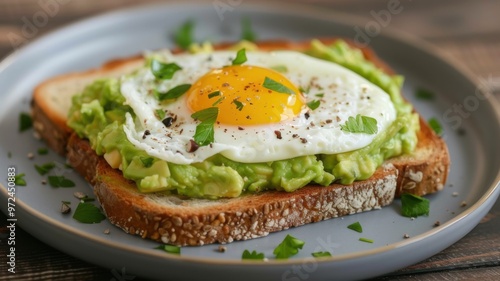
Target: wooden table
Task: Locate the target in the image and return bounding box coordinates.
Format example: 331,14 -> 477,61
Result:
1,0 -> 499,280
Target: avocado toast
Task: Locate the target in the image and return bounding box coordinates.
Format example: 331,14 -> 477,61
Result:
31,38 -> 449,246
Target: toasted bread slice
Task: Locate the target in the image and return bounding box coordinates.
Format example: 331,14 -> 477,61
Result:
32,39 -> 449,246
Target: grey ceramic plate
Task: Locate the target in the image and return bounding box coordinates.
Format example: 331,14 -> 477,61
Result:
0,2 -> 499,281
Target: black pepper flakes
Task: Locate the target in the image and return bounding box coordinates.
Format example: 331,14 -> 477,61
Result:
187,139 -> 199,152
162,117 -> 174,127
142,130 -> 151,139
300,138 -> 307,144
304,112 -> 310,119
274,130 -> 282,139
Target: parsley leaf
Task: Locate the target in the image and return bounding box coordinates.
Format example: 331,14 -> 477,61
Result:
156,244 -> 181,255
401,193 -> 430,217
14,173 -> 27,186
19,112 -> 32,132
37,148 -> 49,155
232,48 -> 247,65
48,176 -> 75,188
34,162 -> 55,175
174,20 -> 194,50
242,249 -> 265,260
359,237 -> 374,243
191,107 -> 218,146
156,84 -> 191,101
340,114 -> 378,134
150,59 -> 182,80
270,65 -> 288,73
262,77 -> 296,95
208,91 -> 221,99
155,109 -> 166,120
415,88 -> 435,100
273,234 -> 305,259
306,100 -> 320,110
241,18 -> 256,42
312,251 -> 332,258
72,202 -> 106,223
428,118 -> 443,136
347,222 -> 363,233
233,99 -> 244,111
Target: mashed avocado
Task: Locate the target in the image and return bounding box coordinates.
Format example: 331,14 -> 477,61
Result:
67,39 -> 418,199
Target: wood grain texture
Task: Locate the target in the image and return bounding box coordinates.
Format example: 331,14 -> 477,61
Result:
0,0 -> 499,280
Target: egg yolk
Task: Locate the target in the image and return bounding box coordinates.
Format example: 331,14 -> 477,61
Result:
186,65 -> 305,126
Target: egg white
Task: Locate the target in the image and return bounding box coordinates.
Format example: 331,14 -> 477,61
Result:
121,51 -> 396,164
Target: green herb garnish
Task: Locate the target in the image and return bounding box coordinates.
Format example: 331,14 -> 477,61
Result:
262,77 -> 295,95
48,176 -> 75,188
242,250 -> 265,260
233,99 -> 244,111
62,200 -> 71,205
34,162 -> 56,175
241,18 -> 256,42
415,88 -> 435,100
299,85 -> 310,94
72,202 -> 106,223
271,65 -> 288,73
191,107 -> 218,146
340,114 -> 378,134
155,109 -> 166,120
208,91 -> 221,99
140,157 -> 154,168
14,173 -> 27,186
212,97 -> 224,106
359,237 -> 374,243
306,100 -> 320,110
156,244 -> 181,255
232,48 -> 247,65
156,84 -> 191,101
273,234 -> 305,259
174,20 -> 194,50
347,222 -> 363,233
401,193 -> 430,217
311,251 -> 332,258
37,148 -> 49,155
428,118 -> 443,136
315,93 -> 324,98
19,112 -> 32,132
151,59 -> 182,80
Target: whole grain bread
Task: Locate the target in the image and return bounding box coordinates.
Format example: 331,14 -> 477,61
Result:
32,39 -> 449,246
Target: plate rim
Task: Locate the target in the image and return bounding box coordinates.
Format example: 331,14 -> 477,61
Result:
1,0 -> 499,271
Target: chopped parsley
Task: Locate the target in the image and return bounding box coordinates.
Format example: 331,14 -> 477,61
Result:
19,112 -> 32,132
242,250 -> 265,260
191,107 -> 218,146
155,84 -> 191,101
401,193 -> 430,217
315,93 -> 324,98
299,85 -> 310,94
241,18 -> 256,42
37,148 -> 49,155
306,100 -> 320,110
359,237 -> 374,243
174,20 -> 194,50
212,97 -> 224,106
428,118 -> 443,136
270,65 -> 288,73
72,202 -> 106,223
150,59 -> 182,80
273,234 -> 305,259
233,99 -> 244,111
155,109 -> 166,120
340,114 -> 378,134
415,88 -> 435,100
34,162 -> 55,175
156,244 -> 181,255
208,91 -> 221,99
262,77 -> 295,95
311,251 -> 332,258
347,222 -> 363,233
48,176 -> 75,188
14,173 -> 27,186
232,48 -> 247,65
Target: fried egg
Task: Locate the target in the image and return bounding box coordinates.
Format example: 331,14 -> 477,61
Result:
121,50 -> 396,164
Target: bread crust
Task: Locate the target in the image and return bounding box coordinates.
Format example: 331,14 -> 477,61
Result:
32,39 -> 450,246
